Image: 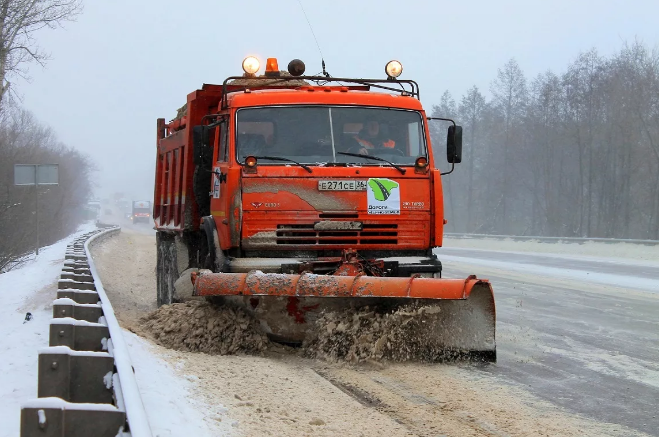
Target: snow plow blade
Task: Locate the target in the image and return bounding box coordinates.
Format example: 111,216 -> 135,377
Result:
192,271 -> 496,361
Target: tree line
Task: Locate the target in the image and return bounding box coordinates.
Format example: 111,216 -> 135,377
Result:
433,41 -> 659,240
0,0 -> 87,272
0,110 -> 94,271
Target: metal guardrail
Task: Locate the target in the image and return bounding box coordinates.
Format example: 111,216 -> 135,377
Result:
21,226 -> 153,437
444,232 -> 659,246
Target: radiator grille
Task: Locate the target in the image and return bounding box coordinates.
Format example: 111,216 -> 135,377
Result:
275,223 -> 398,245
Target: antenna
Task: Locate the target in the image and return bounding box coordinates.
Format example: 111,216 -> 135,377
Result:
297,0 -> 330,77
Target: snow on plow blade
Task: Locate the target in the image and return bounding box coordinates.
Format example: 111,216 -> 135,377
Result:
192,271 -> 496,361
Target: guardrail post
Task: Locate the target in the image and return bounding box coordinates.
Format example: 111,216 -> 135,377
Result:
21,399 -> 125,437
49,319 -> 109,351
38,347 -> 115,404
52,298 -> 104,323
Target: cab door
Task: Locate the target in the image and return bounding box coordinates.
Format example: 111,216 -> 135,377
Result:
209,117 -> 231,248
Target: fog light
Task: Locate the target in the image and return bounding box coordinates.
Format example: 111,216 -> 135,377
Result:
242,56 -> 260,75
385,60 -> 403,78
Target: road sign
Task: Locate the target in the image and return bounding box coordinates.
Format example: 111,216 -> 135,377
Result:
14,164 -> 59,185
13,164 -> 59,255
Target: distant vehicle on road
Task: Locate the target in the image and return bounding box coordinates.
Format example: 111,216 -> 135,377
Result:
131,200 -> 152,224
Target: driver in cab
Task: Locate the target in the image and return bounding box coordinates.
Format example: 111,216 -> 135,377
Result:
353,120 -> 395,155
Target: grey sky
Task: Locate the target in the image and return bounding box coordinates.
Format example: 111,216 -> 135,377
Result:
18,0 -> 659,200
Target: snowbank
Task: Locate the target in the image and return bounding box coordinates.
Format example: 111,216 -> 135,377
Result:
0,223 -> 95,437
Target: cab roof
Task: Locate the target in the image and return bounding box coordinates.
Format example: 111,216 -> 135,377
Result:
227,87 -> 425,111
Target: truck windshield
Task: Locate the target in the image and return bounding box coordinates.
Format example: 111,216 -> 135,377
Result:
235,106 -> 426,165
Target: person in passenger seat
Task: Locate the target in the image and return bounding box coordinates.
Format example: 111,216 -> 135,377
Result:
352,120 -> 396,155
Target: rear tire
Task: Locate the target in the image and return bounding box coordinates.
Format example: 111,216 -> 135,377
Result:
156,232 -> 189,306
156,233 -> 172,306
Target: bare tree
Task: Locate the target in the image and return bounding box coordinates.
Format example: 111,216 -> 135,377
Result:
440,42 -> 659,240
458,86 -> 486,231
490,58 -> 527,233
0,108 -> 94,272
0,0 -> 82,107
431,92 -> 459,228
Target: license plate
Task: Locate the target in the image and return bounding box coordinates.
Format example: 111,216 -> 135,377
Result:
318,180 -> 367,191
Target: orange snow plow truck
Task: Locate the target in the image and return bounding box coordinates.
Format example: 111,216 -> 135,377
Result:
153,57 -> 496,361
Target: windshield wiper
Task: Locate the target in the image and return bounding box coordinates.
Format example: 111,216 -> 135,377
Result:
337,152 -> 406,174
252,156 -> 313,173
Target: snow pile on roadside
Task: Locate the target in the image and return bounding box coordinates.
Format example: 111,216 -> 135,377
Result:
0,223 -> 96,437
139,301 -> 268,355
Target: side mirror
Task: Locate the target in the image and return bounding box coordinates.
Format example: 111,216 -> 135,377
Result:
447,125 -> 462,164
192,125 -> 210,166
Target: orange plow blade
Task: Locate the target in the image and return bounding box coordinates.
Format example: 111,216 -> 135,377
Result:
192,271 -> 496,361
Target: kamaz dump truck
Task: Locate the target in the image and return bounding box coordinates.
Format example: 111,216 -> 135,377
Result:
153,57 -> 496,360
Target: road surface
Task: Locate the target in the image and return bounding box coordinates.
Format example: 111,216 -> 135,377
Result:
438,244 -> 659,436
91,229 -> 658,436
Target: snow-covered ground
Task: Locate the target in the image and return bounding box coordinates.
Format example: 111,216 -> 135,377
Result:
439,252 -> 659,292
0,224 -> 229,437
442,236 -> 659,265
123,331 -> 231,436
439,237 -> 659,293
0,223 -> 95,437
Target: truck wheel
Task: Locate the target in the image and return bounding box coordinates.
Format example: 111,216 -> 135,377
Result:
156,233 -> 178,306
156,233 -> 173,306
157,232 -> 192,306
201,217 -> 226,273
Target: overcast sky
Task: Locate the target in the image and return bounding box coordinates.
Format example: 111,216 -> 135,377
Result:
17,0 -> 659,200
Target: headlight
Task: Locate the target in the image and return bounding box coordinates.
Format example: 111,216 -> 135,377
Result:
385,60 -> 403,78
242,56 -> 260,75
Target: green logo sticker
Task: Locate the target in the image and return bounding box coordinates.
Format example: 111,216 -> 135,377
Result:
366,178 -> 400,215
368,178 -> 399,201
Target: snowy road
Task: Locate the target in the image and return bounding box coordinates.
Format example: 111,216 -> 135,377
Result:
438,243 -> 659,436
87,231 -> 658,436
